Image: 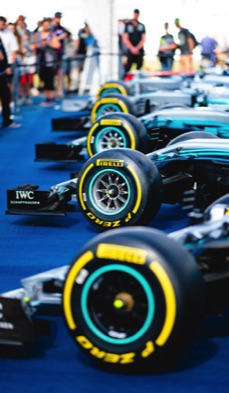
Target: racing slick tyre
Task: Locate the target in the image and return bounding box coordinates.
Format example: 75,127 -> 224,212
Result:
96,80 -> 132,98
167,131 -> 219,146
77,148 -> 162,230
90,94 -> 137,123
87,113 -> 151,157
63,226 -> 205,373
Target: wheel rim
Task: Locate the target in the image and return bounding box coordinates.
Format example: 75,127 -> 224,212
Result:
81,264 -> 155,344
89,169 -> 131,215
99,88 -> 121,97
97,104 -> 122,119
95,127 -> 127,152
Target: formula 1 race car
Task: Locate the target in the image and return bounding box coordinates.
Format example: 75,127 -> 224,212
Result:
52,69 -> 229,131
37,69 -> 229,163
35,106 -> 229,162
89,83 -> 229,124
95,69 -> 229,101
1,194 -> 229,373
51,74 -> 207,133
51,67 -> 229,132
114,67 -> 229,98
6,136 -> 229,231
123,67 -> 229,93
50,87 -> 203,133
99,72 -> 190,95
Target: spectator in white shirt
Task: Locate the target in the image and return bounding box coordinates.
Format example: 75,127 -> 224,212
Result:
0,16 -> 18,66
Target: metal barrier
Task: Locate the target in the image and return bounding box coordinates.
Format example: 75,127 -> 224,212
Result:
10,49 -> 123,111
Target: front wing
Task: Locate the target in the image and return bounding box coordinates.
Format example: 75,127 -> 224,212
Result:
6,185 -> 74,216
35,138 -> 86,162
0,266 -> 69,346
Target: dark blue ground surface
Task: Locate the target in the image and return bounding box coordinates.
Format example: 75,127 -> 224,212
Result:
0,99 -> 228,392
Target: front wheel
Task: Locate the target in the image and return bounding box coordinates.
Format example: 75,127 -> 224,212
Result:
96,80 -> 132,98
90,94 -> 137,123
77,148 -> 162,230
87,113 -> 150,157
63,226 -> 205,373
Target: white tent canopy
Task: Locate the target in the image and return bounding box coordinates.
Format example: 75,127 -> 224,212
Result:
79,0 -> 119,92
4,0 -> 229,92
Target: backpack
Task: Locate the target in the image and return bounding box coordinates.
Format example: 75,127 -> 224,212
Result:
189,32 -> 199,49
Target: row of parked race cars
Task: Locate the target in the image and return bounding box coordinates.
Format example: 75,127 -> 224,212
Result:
1,68 -> 229,373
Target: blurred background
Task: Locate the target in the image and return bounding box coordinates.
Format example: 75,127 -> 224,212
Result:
3,0 -> 229,66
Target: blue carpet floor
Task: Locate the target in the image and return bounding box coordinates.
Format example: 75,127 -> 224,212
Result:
0,98 -> 228,392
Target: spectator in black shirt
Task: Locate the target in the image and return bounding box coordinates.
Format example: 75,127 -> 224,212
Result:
174,18 -> 195,72
122,9 -> 146,75
51,12 -> 68,99
74,23 -> 89,90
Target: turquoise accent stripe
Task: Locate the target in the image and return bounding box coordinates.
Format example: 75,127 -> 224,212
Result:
207,99 -> 229,105
81,264 -> 155,345
100,88 -> 121,97
154,150 -> 229,161
179,149 -> 229,157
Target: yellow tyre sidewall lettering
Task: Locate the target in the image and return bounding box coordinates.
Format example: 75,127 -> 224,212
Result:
150,261 -> 176,346
100,119 -> 122,126
127,165 -> 142,214
91,98 -> 129,123
96,243 -> 147,265
63,250 -> 94,330
141,340 -> 155,358
87,123 -> 99,157
78,163 -> 94,210
123,123 -> 136,150
96,83 -> 128,99
76,335 -> 136,364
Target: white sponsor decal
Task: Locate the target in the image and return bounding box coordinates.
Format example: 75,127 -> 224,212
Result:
15,191 -> 35,199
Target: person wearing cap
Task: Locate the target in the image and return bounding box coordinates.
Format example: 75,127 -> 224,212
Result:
51,12 -> 68,99
122,9 -> 146,75
174,18 -> 196,72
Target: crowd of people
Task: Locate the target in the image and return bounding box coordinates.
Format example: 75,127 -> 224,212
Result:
156,18 -> 218,73
0,12 -> 98,128
0,9 -> 228,129
119,10 -> 226,75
